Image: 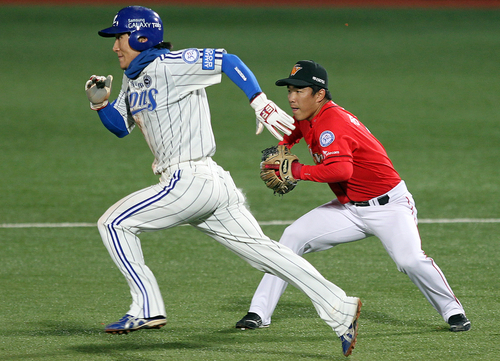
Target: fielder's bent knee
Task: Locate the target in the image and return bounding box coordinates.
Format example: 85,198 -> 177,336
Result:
279,225 -> 308,254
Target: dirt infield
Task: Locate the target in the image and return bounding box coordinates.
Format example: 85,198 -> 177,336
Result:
1,0 -> 500,7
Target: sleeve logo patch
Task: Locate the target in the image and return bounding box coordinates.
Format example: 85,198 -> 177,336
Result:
202,48 -> 216,70
319,130 -> 335,147
182,48 -> 200,64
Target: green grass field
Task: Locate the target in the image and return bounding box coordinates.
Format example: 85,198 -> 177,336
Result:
0,5 -> 499,360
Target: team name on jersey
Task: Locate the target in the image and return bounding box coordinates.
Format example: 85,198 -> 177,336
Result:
128,76 -> 158,115
311,149 -> 340,164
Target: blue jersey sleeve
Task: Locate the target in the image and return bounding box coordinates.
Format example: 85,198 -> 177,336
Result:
221,53 -> 262,101
97,101 -> 129,138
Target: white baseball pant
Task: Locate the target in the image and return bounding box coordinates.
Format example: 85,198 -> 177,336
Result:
248,181 -> 465,326
97,158 -> 359,336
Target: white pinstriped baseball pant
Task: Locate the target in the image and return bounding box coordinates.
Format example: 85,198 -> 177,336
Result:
97,158 -> 359,336
247,181 -> 465,326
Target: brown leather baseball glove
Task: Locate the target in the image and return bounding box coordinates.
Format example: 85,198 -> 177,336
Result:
260,145 -> 299,195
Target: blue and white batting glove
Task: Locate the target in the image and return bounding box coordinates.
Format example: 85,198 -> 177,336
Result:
251,92 -> 295,141
85,75 -> 113,111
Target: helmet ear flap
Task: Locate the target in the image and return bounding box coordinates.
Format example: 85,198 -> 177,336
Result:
128,33 -> 149,52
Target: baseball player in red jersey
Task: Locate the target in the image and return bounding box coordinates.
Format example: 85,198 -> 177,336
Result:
236,60 -> 470,334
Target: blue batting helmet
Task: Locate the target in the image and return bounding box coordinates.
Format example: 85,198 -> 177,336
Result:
98,6 -> 163,51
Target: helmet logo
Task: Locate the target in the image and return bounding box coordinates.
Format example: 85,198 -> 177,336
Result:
127,18 -> 162,31
290,65 -> 302,76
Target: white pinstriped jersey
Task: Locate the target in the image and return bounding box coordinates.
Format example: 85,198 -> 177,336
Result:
113,48 -> 226,174
97,46 -> 365,335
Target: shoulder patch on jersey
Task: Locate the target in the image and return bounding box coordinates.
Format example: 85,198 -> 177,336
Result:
202,48 -> 216,70
319,130 -> 335,147
182,48 -> 200,64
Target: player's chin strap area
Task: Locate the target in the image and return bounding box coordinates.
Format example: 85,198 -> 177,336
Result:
348,180 -> 407,207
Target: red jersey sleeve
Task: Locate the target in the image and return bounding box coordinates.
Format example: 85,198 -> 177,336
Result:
300,161 -> 353,183
300,102 -> 401,203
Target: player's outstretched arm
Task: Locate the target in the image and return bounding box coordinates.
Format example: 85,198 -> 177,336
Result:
221,54 -> 295,141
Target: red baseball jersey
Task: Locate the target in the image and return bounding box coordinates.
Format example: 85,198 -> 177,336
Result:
281,101 -> 401,204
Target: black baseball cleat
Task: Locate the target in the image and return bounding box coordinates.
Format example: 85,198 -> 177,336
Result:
448,314 -> 471,332
235,312 -> 269,329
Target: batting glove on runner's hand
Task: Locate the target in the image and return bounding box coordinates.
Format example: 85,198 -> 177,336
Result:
251,92 -> 295,141
85,75 -> 113,110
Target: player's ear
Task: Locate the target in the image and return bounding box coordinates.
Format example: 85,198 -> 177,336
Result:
316,88 -> 326,103
138,36 -> 148,43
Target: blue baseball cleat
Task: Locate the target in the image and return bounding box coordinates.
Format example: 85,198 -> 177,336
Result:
105,314 -> 167,334
339,299 -> 362,357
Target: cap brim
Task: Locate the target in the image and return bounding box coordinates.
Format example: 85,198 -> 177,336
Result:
275,78 -> 315,87
98,27 -> 124,37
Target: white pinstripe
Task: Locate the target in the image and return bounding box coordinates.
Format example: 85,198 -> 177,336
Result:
96,47 -> 359,335
114,48 -> 225,174
97,159 -> 359,334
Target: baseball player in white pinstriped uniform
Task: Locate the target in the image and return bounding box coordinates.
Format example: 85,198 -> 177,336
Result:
85,6 -> 361,356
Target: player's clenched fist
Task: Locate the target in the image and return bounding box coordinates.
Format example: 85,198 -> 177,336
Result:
251,92 -> 295,141
85,75 -> 113,110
